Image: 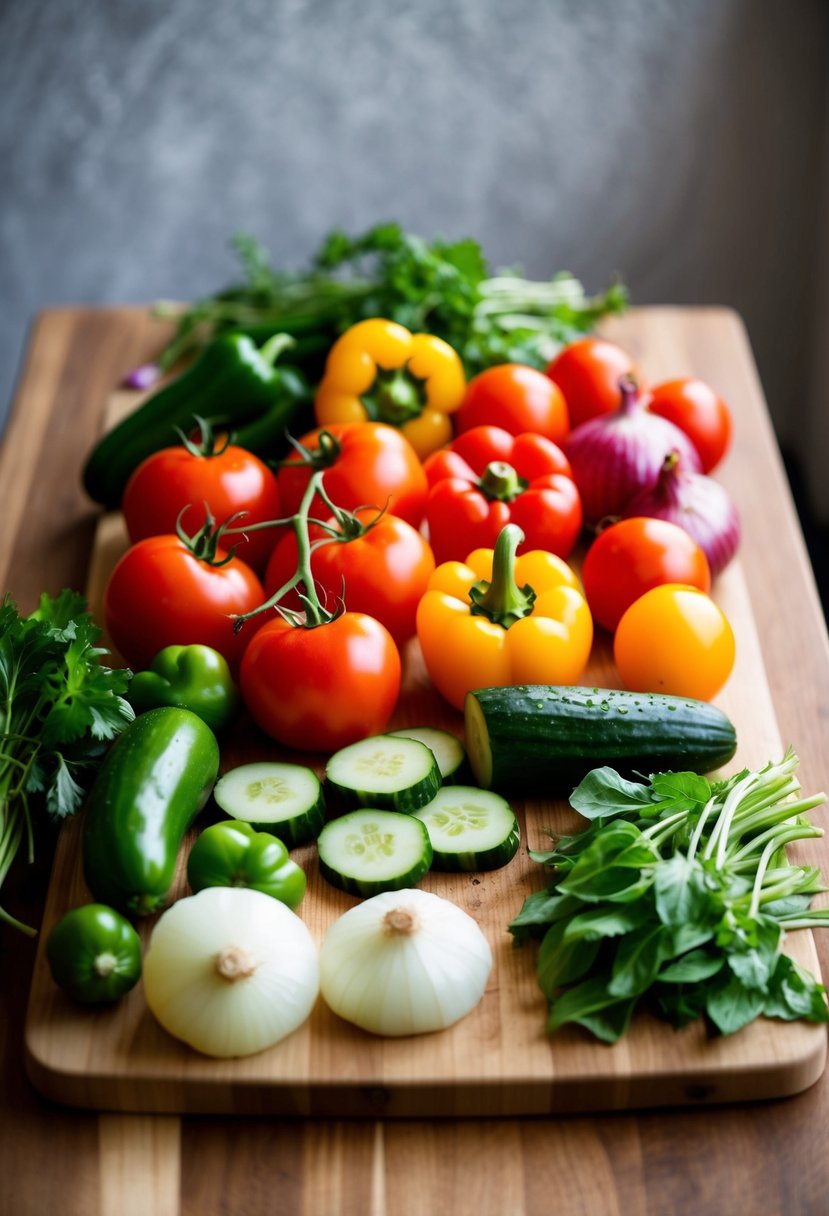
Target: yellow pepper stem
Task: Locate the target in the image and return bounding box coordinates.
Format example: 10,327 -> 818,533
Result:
361,365 -> 427,426
468,524 -> 537,629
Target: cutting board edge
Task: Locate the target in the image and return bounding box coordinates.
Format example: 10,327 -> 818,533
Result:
24,994 -> 828,1118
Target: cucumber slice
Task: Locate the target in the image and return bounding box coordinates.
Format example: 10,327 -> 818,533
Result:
213,762 -> 325,847
388,726 -> 467,783
325,735 -> 442,813
412,786 -> 520,872
317,809 -> 433,896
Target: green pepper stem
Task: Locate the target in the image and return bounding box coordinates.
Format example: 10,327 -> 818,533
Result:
257,332 -> 296,367
468,523 -> 536,628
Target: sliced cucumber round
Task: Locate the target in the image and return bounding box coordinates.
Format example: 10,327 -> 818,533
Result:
325,735 -> 442,814
412,786 -> 520,872
387,726 -> 467,784
317,809 -> 433,896
213,761 -> 325,847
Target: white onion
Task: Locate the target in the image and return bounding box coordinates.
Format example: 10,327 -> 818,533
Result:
622,450 -> 741,577
143,886 -> 319,1058
563,375 -> 703,526
319,888 -> 493,1037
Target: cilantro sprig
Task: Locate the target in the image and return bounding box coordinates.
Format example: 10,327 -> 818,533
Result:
511,751 -> 829,1042
0,590 -> 133,934
152,222 -> 627,374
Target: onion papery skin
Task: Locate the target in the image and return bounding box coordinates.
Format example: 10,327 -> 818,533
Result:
319,888 -> 493,1037
143,886 -> 319,1058
622,452 -> 741,577
562,377 -> 703,527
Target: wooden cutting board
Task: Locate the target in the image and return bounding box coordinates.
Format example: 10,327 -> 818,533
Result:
23,390 -> 828,1118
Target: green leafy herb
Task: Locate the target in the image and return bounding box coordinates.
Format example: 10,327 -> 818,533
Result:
510,749 -> 829,1042
0,590 -> 134,934
152,222 -> 628,375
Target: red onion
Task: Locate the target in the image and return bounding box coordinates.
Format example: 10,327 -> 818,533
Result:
562,376 -> 702,525
622,451 -> 741,577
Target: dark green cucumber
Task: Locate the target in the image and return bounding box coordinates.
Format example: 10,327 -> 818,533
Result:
464,685 -> 738,794
82,707 -> 220,916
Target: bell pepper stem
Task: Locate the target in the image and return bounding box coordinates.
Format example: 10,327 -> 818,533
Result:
257,332 -> 296,367
468,523 -> 537,627
478,461 -> 527,502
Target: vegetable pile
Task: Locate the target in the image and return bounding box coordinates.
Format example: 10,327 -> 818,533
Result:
15,220 -> 828,1066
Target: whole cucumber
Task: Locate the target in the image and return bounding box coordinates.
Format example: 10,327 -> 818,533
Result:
82,707 -> 220,916
464,684 -> 738,794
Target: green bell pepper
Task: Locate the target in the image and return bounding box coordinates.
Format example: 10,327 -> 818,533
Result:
83,331 -> 310,508
46,904 -> 142,1004
128,644 -> 240,734
187,820 -> 307,909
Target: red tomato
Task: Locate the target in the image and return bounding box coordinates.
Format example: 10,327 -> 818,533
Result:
613,584 -> 735,700
240,612 -> 401,751
277,422 -> 428,530
646,378 -> 733,472
121,442 -> 282,572
582,517 -> 711,633
453,365 -> 569,443
264,510 -> 435,645
104,535 -> 265,671
546,337 -> 640,428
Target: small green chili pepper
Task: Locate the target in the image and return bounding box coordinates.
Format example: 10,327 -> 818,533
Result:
46,904 -> 142,1004
83,331 -> 309,508
187,820 -> 307,909
128,644 -> 240,734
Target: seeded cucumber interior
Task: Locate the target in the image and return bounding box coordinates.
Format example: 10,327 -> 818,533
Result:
388,726 -> 466,780
317,810 -> 432,885
214,762 -> 322,824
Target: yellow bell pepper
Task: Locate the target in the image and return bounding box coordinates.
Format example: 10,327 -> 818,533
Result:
314,318 -> 466,459
416,523 -> 593,711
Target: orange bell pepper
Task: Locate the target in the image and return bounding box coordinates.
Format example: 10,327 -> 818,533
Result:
416,523 -> 593,710
314,318 -> 466,459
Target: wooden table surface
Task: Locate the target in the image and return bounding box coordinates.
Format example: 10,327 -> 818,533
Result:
2,305 -> 828,1216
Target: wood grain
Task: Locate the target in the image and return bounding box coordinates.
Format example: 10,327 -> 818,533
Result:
4,306 -> 829,1215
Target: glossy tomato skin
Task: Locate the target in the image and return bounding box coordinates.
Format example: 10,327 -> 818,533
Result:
122,443 -> 281,572
646,378 -> 733,473
240,613 -> 401,752
582,517 -> 711,633
104,536 -> 265,672
277,422 -> 428,530
264,510 -> 435,646
546,337 -> 640,428
613,584 -> 735,701
453,364 -> 570,443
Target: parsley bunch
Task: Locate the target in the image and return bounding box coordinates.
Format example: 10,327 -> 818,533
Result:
0,590 -> 133,934
153,222 -> 627,375
511,751 -> 829,1042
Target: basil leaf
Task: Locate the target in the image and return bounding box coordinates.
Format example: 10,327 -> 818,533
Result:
657,949 -> 725,984
537,921 -> 600,995
569,768 -> 653,820
608,925 -> 673,998
547,974 -> 637,1044
706,974 -> 766,1036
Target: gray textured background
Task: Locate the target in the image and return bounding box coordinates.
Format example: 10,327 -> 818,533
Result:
2,0 -> 828,520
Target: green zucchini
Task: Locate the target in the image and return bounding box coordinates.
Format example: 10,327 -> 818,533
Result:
82,707 -> 220,916
464,685 -> 738,794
